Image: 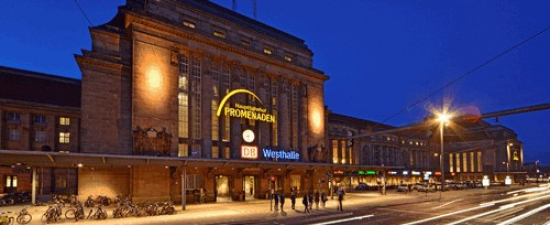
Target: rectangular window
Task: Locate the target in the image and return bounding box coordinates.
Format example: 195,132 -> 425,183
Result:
191,58 -> 201,140
183,21 -> 196,29
178,143 -> 189,157
223,147 -> 230,159
179,55 -> 190,139
211,63 -> 220,142
34,115 -> 46,124
59,117 -> 70,126
332,140 -> 338,164
35,130 -> 46,142
5,175 -> 17,188
263,48 -> 273,55
470,152 -> 475,172
463,152 -> 468,172
221,66 -> 231,142
59,132 -> 70,144
477,151 -> 483,172
7,112 -> 21,122
212,146 -> 219,159
341,140 -> 346,164
271,80 -> 278,146
449,154 -> 454,173
241,38 -> 251,47
455,153 -> 461,172
213,30 -> 226,39
186,174 -> 203,190
291,85 -> 298,149
9,129 -> 20,141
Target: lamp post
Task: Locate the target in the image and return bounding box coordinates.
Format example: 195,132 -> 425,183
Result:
437,113 -> 450,200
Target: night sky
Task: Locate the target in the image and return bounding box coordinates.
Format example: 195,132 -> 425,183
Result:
1,0 -> 549,164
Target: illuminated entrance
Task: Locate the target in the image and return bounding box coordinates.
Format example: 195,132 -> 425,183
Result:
243,175 -> 256,200
215,175 -> 232,202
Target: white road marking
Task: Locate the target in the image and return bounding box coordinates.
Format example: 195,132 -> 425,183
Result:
309,214 -> 374,225
497,204 -> 550,225
432,199 -> 462,209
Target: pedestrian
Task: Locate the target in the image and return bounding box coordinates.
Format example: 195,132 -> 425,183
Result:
337,187 -> 344,211
302,193 -> 310,213
200,188 -> 207,204
273,192 -> 279,211
290,188 -> 297,210
321,192 -> 327,207
308,192 -> 313,211
279,192 -> 285,211
314,191 -> 320,210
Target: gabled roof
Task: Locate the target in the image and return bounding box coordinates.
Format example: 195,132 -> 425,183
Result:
0,66 -> 81,108
329,112 -> 395,131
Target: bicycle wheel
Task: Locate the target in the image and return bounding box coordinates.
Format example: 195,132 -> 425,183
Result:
16,214 -> 32,225
165,207 -> 175,215
41,214 -> 47,223
100,210 -> 108,220
65,209 -> 76,220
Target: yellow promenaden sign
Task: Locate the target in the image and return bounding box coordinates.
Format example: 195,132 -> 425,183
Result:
216,89 -> 276,123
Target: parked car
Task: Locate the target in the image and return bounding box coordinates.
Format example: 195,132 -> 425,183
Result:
355,182 -> 370,191
435,183 -> 450,192
411,183 -> 425,191
397,184 -> 409,193
449,182 -> 464,190
418,184 -> 436,193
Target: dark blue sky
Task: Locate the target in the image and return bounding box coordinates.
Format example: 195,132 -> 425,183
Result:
1,0 -> 549,164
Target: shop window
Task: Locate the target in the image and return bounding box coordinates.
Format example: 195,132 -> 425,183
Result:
9,129 -> 20,141
35,130 -> 46,142
186,174 -> 203,190
59,117 -> 70,126
477,151 -> 483,172
7,112 -> 20,122
449,154 -> 454,173
59,132 -> 70,144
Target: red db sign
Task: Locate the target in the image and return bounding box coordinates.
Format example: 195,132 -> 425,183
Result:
241,145 -> 258,159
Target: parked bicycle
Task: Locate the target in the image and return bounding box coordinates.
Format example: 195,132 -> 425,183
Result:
158,201 -> 176,215
41,203 -> 62,224
87,205 -> 107,220
15,207 -> 31,225
85,195 -> 112,207
65,201 -> 85,222
0,211 -> 14,225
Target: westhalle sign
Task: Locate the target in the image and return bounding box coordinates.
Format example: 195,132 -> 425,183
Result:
216,89 -> 276,123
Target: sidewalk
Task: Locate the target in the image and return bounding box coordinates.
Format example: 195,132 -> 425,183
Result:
0,185 -> 531,225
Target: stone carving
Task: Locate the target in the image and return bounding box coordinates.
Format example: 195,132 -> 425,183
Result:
308,143 -> 327,163
132,126 -> 172,156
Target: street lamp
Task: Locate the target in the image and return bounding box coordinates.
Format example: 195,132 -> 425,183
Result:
437,113 -> 450,199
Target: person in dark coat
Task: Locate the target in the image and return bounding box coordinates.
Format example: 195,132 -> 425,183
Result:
308,193 -> 314,211
321,192 -> 327,207
290,188 -> 297,210
273,192 -> 279,211
337,187 -> 344,211
279,192 -> 285,211
302,193 -> 310,213
314,191 -> 320,210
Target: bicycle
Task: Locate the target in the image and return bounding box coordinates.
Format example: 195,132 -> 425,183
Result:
65,201 -> 85,222
41,203 -> 62,224
158,201 -> 176,215
0,211 -> 14,225
87,205 -> 107,220
15,207 -> 31,225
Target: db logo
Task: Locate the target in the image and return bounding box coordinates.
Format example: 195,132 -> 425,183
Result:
241,145 -> 258,159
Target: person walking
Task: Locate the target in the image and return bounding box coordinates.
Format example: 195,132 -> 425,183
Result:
279,192 -> 285,211
337,187 -> 344,211
290,188 -> 297,210
321,192 -> 327,207
302,193 -> 310,213
273,192 -> 279,211
314,191 -> 320,210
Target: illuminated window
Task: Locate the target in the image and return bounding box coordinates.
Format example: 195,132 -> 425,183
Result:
212,146 -> 219,159
59,117 -> 70,126
34,115 -> 46,124
5,175 -> 17,188
7,112 -> 20,122
264,48 -> 273,55
477,151 -> 483,172
449,154 -> 454,173
8,129 -> 20,141
332,140 -> 338,164
291,85 -> 298,149
55,174 -> 67,189
178,143 -> 188,157
341,140 -> 346,164
211,63 -> 220,141
213,30 -> 226,39
35,130 -> 46,142
271,80 -> 278,146
284,55 -> 293,62
470,152 -> 475,172
463,152 -> 468,172
455,153 -> 461,172
183,21 -> 196,29
191,57 -> 201,141
223,147 -> 230,159
59,132 -> 70,144
221,66 -> 231,142
179,55 -> 190,140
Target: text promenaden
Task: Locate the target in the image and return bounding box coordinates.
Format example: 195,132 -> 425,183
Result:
223,103 -> 276,123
